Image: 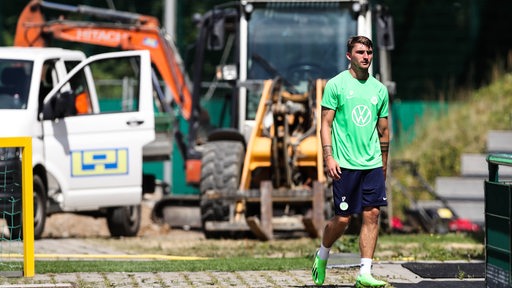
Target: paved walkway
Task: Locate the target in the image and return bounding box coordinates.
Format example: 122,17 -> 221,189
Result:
0,261 -> 485,288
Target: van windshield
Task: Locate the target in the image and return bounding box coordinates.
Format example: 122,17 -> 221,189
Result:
0,60 -> 33,109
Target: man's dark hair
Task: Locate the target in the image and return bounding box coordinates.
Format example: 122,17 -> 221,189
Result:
347,36 -> 373,53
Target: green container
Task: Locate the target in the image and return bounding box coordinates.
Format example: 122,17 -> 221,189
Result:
485,153 -> 512,288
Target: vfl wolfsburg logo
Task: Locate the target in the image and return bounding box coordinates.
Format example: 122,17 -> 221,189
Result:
352,105 -> 371,126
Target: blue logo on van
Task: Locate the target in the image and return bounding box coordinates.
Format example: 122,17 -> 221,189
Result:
71,149 -> 128,176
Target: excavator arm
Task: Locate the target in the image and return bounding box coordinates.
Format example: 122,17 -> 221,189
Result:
15,0 -> 205,184
15,0 -> 192,120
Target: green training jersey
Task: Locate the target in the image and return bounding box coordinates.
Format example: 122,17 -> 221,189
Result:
321,70 -> 389,169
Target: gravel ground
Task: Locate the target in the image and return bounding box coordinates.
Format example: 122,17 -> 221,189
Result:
40,195 -> 170,239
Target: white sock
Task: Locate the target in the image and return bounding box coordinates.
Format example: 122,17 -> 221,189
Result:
317,244 -> 330,260
360,258 -> 372,275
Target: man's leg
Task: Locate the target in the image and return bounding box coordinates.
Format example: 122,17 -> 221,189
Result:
312,215 -> 350,285
323,215 -> 350,248
360,207 -> 380,259
355,207 -> 387,287
314,169 -> 360,285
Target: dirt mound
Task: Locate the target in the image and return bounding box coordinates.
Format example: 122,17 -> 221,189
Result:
42,201 -> 171,238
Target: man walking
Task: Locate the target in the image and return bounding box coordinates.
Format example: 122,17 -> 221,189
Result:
312,35 -> 389,287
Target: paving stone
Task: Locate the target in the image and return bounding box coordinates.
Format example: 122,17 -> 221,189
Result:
0,261 -> 485,287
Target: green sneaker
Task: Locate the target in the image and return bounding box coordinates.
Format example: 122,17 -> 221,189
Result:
355,273 -> 387,287
311,254 -> 327,285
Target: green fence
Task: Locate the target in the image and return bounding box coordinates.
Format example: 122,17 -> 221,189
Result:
391,101 -> 451,150
485,153 -> 512,288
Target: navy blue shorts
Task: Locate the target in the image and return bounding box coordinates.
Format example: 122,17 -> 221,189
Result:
332,167 -> 387,216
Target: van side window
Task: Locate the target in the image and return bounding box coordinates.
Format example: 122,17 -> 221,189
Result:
53,56 -> 141,117
89,56 -> 140,113
63,60 -> 92,115
67,70 -> 92,115
39,60 -> 58,114
0,60 -> 32,109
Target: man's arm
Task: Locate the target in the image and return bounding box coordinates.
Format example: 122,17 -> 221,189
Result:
377,117 -> 389,179
321,106 -> 341,180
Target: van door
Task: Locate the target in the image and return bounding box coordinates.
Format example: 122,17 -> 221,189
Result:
42,50 -> 154,210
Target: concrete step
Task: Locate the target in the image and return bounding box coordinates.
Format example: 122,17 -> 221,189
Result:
461,153 -> 512,177
429,129 -> 512,225
435,177 -> 484,200
434,177 -> 485,224
443,200 -> 484,225
487,130 -> 512,153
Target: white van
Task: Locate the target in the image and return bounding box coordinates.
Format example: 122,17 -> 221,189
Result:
0,48 -> 155,239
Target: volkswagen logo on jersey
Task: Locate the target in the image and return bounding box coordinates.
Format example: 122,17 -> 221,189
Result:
351,105 -> 371,126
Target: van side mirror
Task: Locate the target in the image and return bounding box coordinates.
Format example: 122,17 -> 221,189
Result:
43,90 -> 76,120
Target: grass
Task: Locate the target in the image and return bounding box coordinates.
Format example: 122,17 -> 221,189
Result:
375,233 -> 483,261
2,233 -> 481,274
31,257 -> 311,273
87,231 -> 483,260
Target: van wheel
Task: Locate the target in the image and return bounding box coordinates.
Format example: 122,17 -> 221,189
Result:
106,205 -> 141,237
6,175 -> 47,240
33,175 -> 47,239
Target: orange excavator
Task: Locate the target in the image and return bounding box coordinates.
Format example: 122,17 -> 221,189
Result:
15,0 -> 202,184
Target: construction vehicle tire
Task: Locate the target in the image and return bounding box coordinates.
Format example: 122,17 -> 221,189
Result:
199,140 -> 244,238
